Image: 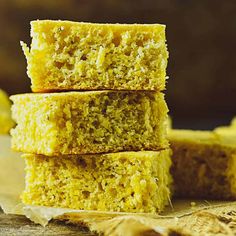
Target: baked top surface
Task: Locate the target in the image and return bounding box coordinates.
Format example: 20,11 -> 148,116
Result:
31,20 -> 165,28
168,129 -> 236,148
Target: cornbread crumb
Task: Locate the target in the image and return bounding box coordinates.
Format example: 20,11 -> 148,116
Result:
0,89 -> 15,134
169,129 -> 236,200
11,91 -> 169,155
22,20 -> 168,92
21,150 -> 172,213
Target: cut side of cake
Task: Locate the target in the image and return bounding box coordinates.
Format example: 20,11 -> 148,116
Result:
21,20 -> 168,92
11,91 -> 169,156
169,129 -> 236,200
21,150 -> 172,213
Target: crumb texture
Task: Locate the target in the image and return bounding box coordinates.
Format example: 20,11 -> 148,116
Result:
22,20 -> 168,92
21,150 -> 172,213
11,91 -> 169,155
169,129 -> 236,199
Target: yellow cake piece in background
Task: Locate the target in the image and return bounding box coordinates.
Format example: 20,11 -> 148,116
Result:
0,89 -> 15,134
231,117 -> 236,127
21,150 -> 172,213
11,91 -> 169,156
214,117 -> 236,134
168,129 -> 236,200
22,20 -> 168,92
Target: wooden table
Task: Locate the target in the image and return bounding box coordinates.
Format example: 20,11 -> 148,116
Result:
0,209 -> 96,236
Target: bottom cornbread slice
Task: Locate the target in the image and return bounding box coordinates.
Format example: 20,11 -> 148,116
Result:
169,129 -> 236,200
21,150 -> 172,213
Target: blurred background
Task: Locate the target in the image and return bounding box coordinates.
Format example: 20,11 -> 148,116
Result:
0,0 -> 235,129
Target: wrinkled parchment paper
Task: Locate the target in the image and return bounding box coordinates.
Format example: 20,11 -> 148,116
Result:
0,135 -> 236,235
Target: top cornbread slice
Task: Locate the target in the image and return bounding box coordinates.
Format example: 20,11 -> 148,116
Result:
21,20 -> 168,92
169,129 -> 236,199
10,91 -> 168,156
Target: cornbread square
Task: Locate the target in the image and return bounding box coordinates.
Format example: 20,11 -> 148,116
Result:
169,129 -> 236,200
21,20 -> 168,92
21,150 -> 172,213
11,91 -> 169,155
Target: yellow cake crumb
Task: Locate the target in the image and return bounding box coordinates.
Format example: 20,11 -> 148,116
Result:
11,91 -> 169,155
21,20 -> 168,92
21,150 -> 172,213
169,129 -> 236,200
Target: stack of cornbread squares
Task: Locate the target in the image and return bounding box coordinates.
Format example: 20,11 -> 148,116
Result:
10,20 -> 172,213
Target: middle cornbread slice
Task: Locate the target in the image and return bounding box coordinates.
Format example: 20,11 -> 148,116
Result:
11,91 -> 168,156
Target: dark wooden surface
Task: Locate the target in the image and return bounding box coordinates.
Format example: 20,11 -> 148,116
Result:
0,209 -> 96,236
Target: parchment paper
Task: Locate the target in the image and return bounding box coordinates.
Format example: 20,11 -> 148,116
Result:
0,135 -> 235,235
